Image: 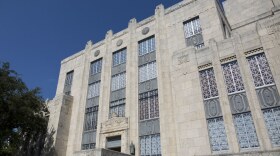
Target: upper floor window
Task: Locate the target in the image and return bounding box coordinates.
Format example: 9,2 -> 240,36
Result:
139,36 -> 155,56
183,17 -> 204,49
111,72 -> 126,91
87,81 -> 100,99
139,61 -> 157,83
65,71 -> 74,86
247,53 -> 274,87
90,59 -> 102,75
113,49 -> 126,66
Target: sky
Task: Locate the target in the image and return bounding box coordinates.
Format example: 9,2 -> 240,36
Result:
0,0 -> 181,99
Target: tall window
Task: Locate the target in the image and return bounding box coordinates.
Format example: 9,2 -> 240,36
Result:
113,49 -> 126,66
90,59 -> 102,75
247,52 -> 280,146
87,81 -> 101,99
222,61 -> 259,149
183,17 -> 204,48
139,90 -> 159,121
199,68 -> 229,151
139,61 -> 157,83
139,37 -> 155,56
64,70 -> 74,95
111,72 -> 126,91
109,99 -> 125,118
140,134 -> 161,156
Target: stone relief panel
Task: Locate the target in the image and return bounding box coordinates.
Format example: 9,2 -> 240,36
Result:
138,51 -> 156,66
101,116 -> 128,133
204,98 -> 223,119
139,79 -> 158,94
142,27 -> 150,35
82,131 -> 96,145
172,49 -> 191,74
229,92 -> 250,114
86,97 -> 99,108
139,118 -> 160,136
110,89 -> 126,102
257,85 -> 280,109
111,63 -> 126,76
89,73 -> 101,84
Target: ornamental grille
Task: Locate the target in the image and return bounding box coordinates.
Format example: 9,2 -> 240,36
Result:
263,107 -> 280,146
139,90 -> 159,121
247,53 -> 274,87
233,113 -> 259,149
139,37 -> 155,56
87,81 -> 100,98
222,61 -> 245,93
140,134 -> 161,156
139,61 -> 157,83
109,99 -> 125,118
111,72 -> 126,91
84,106 -> 99,131
199,68 -> 219,99
113,49 -> 126,66
207,117 -> 229,151
90,59 -> 102,75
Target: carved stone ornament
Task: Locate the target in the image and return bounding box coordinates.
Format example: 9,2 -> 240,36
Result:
142,27 -> 150,35
94,50 -> 100,57
101,117 -> 128,133
116,39 -> 123,47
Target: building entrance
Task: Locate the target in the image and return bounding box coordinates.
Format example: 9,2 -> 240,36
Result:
106,135 -> 121,152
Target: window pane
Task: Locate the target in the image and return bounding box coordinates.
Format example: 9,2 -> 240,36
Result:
184,17 -> 204,48
139,90 -> 159,121
88,81 -> 100,98
207,117 -> 229,151
233,113 -> 259,149
111,72 -> 126,91
263,107 -> 280,146
109,99 -> 125,118
140,134 -> 161,156
65,71 -> 74,86
138,37 -> 155,56
90,59 -> 102,75
139,61 -> 157,83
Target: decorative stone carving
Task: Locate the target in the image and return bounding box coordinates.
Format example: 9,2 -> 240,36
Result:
101,117 -> 128,133
229,93 -> 250,114
204,98 -> 222,119
94,50 -> 100,57
257,86 -> 280,109
142,27 -> 150,35
139,119 -> 160,136
116,39 -> 123,47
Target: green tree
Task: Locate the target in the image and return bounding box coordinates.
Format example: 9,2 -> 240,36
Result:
0,62 -> 53,156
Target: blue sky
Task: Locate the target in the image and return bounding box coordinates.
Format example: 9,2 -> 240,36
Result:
0,0 -> 181,99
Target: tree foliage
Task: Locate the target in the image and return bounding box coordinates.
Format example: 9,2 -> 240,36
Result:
0,62 -> 53,156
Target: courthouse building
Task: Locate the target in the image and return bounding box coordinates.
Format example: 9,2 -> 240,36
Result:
47,0 -> 280,155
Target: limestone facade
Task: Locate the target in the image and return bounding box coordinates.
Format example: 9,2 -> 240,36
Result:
47,0 -> 280,155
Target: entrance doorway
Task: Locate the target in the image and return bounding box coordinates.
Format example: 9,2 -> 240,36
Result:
106,135 -> 121,152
